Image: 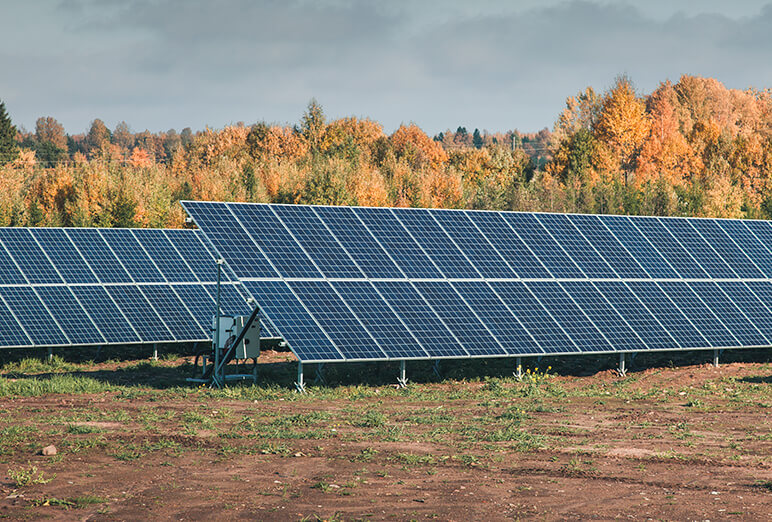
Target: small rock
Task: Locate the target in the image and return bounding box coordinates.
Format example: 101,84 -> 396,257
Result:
293,452 -> 304,457
41,445 -> 57,456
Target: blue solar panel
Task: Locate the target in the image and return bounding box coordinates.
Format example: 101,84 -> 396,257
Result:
165,229 -> 235,282
451,281 -> 540,355
106,285 -> 174,342
430,210 -> 517,279
392,209 -> 480,279
489,281 -> 578,354
179,202 -> 277,279
466,211 -> 550,278
173,284 -> 218,334
535,214 -> 616,278
0,228 -> 62,284
503,213 -> 584,278
687,281 -> 768,346
373,281 -> 467,358
67,229 -> 133,283
632,218 -> 708,278
560,281 -> 644,351
0,242 -> 26,285
242,280 -> 343,362
595,281 -> 677,350
600,215 -> 677,278
660,218 -> 736,278
657,281 -> 736,347
718,282 -> 772,343
139,285 -> 206,340
133,229 -> 199,283
567,214 -> 648,278
332,281 -> 427,359
413,281 -> 506,356
355,208 -> 443,279
288,280 -> 386,360
0,301 -> 32,347
0,287 -> 69,346
732,221 -> 772,278
31,228 -> 98,284
688,219 -> 764,279
228,203 -> 321,278
526,281 -> 613,352
273,205 -> 363,278
69,286 -> 141,344
313,205 -> 404,279
625,281 -> 707,348
100,229 -> 165,283
741,282 -> 772,342
34,286 -> 105,345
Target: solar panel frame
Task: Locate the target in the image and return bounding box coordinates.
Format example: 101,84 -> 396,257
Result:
0,228 -> 63,284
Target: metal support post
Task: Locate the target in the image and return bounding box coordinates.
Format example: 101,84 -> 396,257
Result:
211,260 -> 224,388
713,349 -> 719,368
295,362 -> 306,393
152,344 -> 158,361
432,360 -> 441,379
314,363 -> 327,385
514,357 -> 523,381
617,352 -> 627,377
47,347 -> 53,363
397,360 -> 408,388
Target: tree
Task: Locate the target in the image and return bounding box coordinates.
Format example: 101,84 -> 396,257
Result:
0,100 -> 18,166
35,116 -> 67,167
113,121 -> 134,149
472,128 -> 483,149
86,119 -> 111,154
301,98 -> 326,152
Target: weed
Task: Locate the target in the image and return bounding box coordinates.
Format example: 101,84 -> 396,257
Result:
7,465 -> 55,487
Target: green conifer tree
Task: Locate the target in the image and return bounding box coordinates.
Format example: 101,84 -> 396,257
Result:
0,100 -> 18,166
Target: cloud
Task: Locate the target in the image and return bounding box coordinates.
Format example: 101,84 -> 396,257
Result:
0,0 -> 770,134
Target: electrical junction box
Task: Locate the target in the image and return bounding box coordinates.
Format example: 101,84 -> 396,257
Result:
212,315 -> 261,359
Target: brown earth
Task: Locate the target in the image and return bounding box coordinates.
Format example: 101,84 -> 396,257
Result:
0,352 -> 770,521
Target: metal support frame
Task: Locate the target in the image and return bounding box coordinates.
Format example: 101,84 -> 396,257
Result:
514,357 -> 523,381
617,352 -> 627,377
713,349 -> 721,368
295,362 -> 306,393
397,360 -> 408,388
432,360 -> 441,379
47,347 -> 53,363
152,344 -> 158,361
314,363 -> 327,385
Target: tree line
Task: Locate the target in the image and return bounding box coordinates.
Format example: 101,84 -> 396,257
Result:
0,74 -> 770,229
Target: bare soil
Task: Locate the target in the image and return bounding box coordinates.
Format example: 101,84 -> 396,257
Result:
0,351 -> 770,521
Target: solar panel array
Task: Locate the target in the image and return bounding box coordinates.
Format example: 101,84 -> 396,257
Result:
0,228 -> 263,349
183,201 -> 772,364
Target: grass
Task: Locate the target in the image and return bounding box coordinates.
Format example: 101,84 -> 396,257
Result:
7,465 -> 55,487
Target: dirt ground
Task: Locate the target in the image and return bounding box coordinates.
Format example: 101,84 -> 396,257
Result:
0,349 -> 770,521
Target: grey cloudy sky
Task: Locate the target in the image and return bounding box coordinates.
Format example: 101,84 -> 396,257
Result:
1,0 -> 771,135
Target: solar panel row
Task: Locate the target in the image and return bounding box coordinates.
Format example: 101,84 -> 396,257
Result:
182,202 -> 772,363
0,228 -> 261,349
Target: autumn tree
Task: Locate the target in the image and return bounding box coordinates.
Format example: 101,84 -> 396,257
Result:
86,119 -> 111,155
0,100 -> 18,166
35,116 -> 67,167
113,121 -> 134,150
301,98 -> 326,153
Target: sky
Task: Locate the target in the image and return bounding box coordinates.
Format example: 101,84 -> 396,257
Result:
1,0 -> 771,135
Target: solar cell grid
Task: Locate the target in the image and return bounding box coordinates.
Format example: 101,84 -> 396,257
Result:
503,213 -> 585,278
67,229 -> 133,283
355,208 -> 443,279
106,285 -> 174,343
139,285 -> 206,340
31,228 -> 98,284
430,210 -> 517,279
0,301 -> 31,347
413,281 -> 506,356
0,286 -> 69,346
133,229 -> 199,283
660,218 -> 736,278
228,203 -> 321,278
392,209 -> 481,279
273,205 -> 363,278
0,228 -> 62,284
534,214 -> 616,278
600,215 -> 676,279
100,229 -> 165,283
567,214 -> 648,278
687,281 -> 768,346
657,281 -> 736,347
166,228 -> 238,282
717,220 -> 772,278
632,218 -> 708,279
466,211 -> 550,278
313,205 -> 404,279
70,286 -> 141,344
717,282 -> 772,342
34,286 -> 105,345
0,244 -> 26,285
688,219 -> 764,279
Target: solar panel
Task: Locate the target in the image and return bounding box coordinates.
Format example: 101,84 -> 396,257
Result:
0,286 -> 69,346
67,229 -> 133,283
0,299 -> 32,347
31,228 -> 98,284
106,285 -> 175,343
70,286 -> 141,344
0,228 -> 62,284
182,201 -> 772,367
100,229 -> 165,283
34,286 -> 105,345
133,229 -> 198,283
138,285 -> 206,340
